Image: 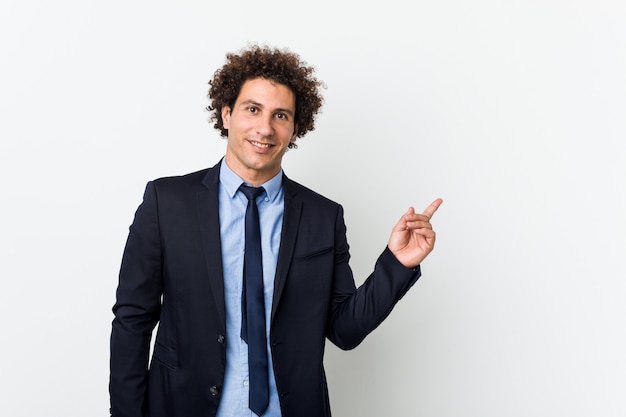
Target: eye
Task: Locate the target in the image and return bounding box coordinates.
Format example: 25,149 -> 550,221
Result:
275,112 -> 288,120
247,106 -> 258,114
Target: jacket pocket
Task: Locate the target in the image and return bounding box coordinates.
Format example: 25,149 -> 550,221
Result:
151,341 -> 178,371
293,246 -> 333,262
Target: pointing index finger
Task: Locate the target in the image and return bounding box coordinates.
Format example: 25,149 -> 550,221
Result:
422,198 -> 443,219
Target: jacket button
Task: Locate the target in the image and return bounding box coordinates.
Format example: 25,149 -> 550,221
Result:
217,334 -> 225,344
209,386 -> 219,396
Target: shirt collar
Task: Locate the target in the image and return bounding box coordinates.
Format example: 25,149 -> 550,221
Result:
219,159 -> 283,202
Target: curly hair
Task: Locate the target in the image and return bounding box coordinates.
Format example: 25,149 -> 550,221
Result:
206,45 -> 325,149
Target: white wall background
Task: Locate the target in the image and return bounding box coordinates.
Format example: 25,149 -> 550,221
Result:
1,0 -> 625,416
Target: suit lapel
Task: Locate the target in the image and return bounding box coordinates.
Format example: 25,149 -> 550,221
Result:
196,165 -> 302,327
197,163 -> 226,327
271,176 -> 302,323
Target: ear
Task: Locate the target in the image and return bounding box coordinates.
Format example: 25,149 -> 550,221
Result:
221,106 -> 231,129
290,124 -> 298,143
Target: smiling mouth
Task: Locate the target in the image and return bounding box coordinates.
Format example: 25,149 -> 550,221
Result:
250,140 -> 272,148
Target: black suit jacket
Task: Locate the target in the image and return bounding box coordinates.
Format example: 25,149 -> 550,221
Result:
110,161 -> 421,417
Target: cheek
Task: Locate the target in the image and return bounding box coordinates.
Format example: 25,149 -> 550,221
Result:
280,126 -> 297,143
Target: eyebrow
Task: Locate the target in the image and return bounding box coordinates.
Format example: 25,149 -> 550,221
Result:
239,99 -> 295,117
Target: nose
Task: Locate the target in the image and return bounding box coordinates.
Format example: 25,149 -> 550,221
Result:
255,115 -> 274,137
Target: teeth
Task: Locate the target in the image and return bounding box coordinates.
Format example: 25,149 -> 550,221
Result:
252,141 -> 271,148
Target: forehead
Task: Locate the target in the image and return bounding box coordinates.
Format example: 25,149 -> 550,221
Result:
236,77 -> 296,110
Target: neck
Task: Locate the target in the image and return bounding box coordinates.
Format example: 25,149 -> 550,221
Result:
223,154 -> 280,187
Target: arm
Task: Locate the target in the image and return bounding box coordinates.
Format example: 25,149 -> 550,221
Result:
327,199 -> 442,350
110,182 -> 163,417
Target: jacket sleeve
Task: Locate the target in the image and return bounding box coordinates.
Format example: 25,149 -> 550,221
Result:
326,205 -> 421,350
110,181 -> 163,417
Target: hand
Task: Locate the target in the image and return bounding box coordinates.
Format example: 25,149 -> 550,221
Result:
388,198 -> 443,269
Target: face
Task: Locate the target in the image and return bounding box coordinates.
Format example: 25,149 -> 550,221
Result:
222,77 -> 298,186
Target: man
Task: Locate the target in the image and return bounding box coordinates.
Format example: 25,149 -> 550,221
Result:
110,44 -> 442,417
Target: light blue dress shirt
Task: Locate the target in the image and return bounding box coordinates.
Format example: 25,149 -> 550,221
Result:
216,160 -> 284,417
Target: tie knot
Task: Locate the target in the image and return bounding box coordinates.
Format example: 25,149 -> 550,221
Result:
239,184 -> 265,201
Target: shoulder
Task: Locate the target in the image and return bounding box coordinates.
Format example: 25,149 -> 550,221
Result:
283,175 -> 342,210
149,159 -> 221,191
152,168 -> 210,188
141,164 -> 218,202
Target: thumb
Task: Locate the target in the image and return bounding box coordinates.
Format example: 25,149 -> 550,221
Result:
394,206 -> 415,231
